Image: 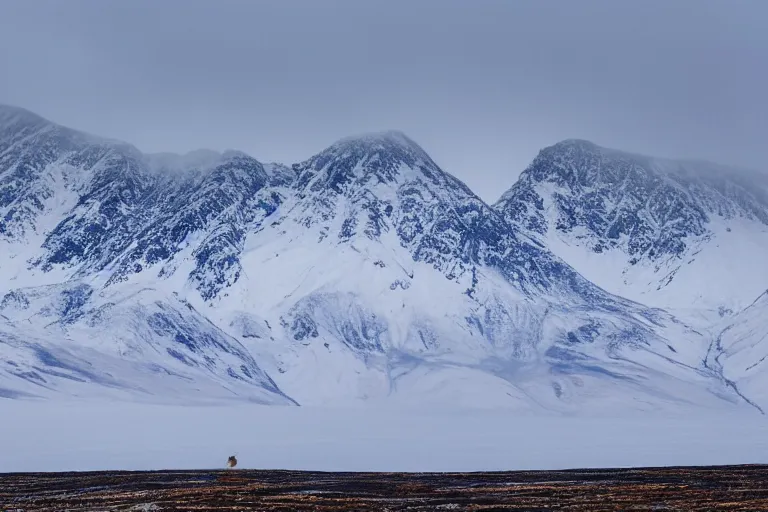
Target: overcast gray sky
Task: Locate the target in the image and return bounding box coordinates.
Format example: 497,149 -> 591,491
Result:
1,0 -> 766,201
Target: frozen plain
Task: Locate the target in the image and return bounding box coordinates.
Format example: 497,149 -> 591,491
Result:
2,400 -> 768,473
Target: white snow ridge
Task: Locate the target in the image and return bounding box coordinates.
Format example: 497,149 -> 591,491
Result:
2,105 -> 768,471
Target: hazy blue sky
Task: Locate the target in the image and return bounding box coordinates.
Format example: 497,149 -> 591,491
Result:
1,0 -> 766,201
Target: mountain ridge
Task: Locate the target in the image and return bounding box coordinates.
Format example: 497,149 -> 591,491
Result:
0,104 -> 765,414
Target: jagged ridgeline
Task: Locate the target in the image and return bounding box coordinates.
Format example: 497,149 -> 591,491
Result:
1,104 -> 766,414
494,139 -> 768,309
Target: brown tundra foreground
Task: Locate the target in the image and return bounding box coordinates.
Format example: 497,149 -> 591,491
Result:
2,465 -> 768,511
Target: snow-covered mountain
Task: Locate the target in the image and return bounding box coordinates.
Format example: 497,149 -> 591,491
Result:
495,139 -> 768,312
0,105 -> 292,403
0,105 -> 764,414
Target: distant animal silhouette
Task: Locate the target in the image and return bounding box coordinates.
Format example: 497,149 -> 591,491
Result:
227,455 -> 237,468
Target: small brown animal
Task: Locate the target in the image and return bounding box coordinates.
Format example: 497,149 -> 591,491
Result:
227,455 -> 237,468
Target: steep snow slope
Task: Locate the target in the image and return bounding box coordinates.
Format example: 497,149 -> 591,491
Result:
0,106 -> 762,413
495,140 -> 768,311
0,281 -> 293,404
0,105 -> 148,289
713,291 -> 768,412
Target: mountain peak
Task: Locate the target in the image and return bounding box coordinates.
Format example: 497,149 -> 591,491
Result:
332,129 -> 417,148
540,139 -> 643,164
293,130 -> 440,193
551,138 -> 599,150
0,103 -> 141,157
324,130 -> 432,164
0,104 -> 51,132
495,137 -> 768,309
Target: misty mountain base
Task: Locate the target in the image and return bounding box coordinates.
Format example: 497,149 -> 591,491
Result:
3,401 -> 768,473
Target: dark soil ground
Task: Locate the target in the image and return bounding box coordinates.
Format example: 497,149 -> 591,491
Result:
2,464 -> 768,511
